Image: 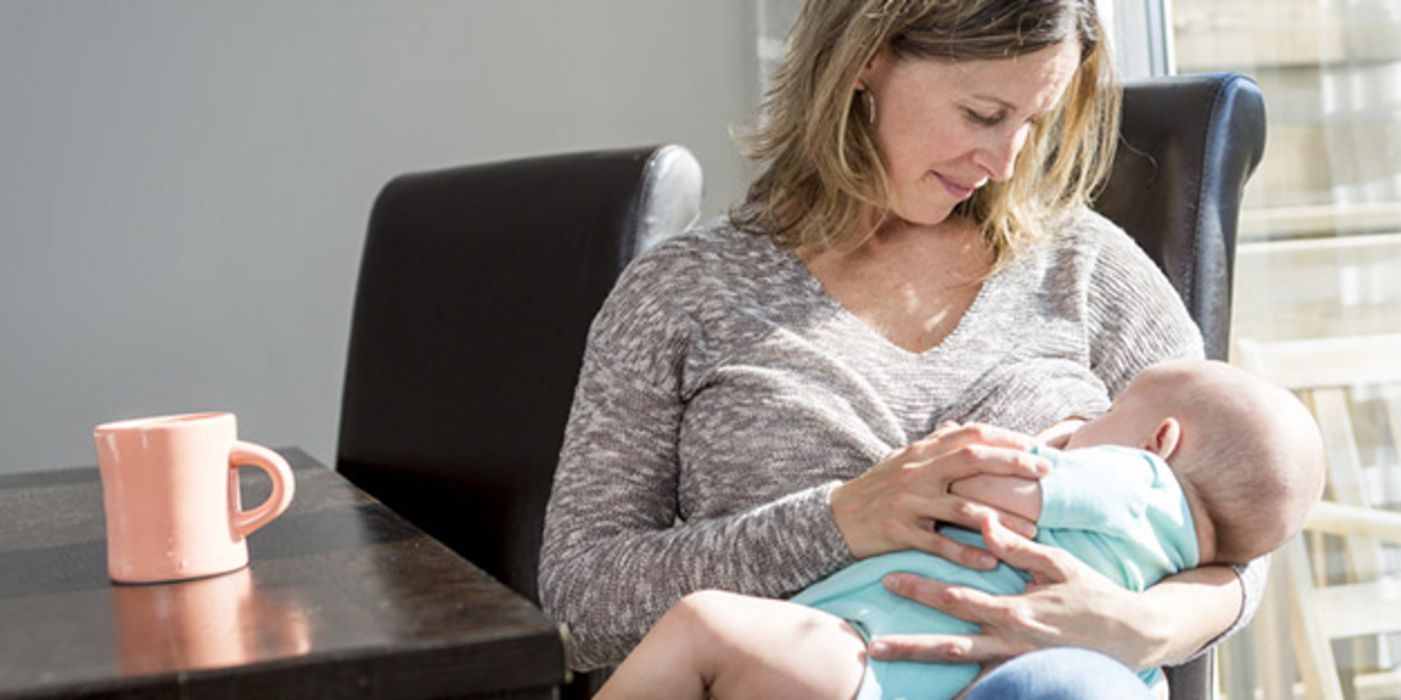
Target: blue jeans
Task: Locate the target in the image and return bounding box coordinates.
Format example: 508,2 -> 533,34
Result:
961,648 -> 1154,699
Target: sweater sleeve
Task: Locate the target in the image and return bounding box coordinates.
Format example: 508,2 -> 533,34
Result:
1080,215 -> 1265,658
537,252 -> 853,671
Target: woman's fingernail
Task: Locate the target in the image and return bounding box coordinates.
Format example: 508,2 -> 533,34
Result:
1017,522 -> 1038,538
883,574 -> 903,591
870,641 -> 889,656
976,553 -> 997,568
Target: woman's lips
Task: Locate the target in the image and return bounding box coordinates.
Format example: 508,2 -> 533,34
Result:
936,173 -> 976,200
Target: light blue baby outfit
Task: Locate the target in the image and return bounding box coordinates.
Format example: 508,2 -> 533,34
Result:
790,445 -> 1200,700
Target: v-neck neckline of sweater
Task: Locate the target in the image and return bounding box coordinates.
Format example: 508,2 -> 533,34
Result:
776,242 -> 1006,362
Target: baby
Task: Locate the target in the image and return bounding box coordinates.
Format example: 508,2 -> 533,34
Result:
595,359 -> 1327,700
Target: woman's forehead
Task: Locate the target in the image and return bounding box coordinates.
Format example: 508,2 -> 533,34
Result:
909,42 -> 1081,113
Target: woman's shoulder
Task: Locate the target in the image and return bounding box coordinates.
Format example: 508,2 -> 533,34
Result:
1041,206 -> 1141,256
622,216 -> 790,298
592,216 -> 778,338
626,213 -> 762,269
1023,206 -> 1162,282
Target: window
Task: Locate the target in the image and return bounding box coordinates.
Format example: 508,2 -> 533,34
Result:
1173,1 -> 1401,698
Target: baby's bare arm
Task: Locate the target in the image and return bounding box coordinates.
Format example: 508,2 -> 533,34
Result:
949,475 -> 1043,523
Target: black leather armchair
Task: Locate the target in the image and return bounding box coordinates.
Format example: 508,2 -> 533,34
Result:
338,73 -> 1265,700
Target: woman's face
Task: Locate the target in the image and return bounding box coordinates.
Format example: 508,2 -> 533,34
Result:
859,41 -> 1082,226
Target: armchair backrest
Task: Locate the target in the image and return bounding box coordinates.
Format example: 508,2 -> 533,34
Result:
1094,72 -> 1266,362
337,145 -> 702,604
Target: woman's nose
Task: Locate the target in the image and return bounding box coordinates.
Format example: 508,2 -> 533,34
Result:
976,124 -> 1028,183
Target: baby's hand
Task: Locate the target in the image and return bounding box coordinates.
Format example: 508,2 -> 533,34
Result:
1035,418 -> 1086,449
949,473 -> 1044,526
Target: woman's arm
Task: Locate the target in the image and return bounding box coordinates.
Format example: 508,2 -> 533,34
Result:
870,518 -> 1241,668
541,362 -> 1050,671
1132,566 -> 1243,666
539,331 -> 851,671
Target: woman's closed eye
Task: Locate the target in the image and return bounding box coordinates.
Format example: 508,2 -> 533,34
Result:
964,108 -> 1005,127
965,107 -> 1056,132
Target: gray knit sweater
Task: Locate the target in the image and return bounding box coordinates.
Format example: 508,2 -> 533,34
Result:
539,209 -> 1263,671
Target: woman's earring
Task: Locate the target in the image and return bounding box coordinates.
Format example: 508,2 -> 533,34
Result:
862,90 -> 877,127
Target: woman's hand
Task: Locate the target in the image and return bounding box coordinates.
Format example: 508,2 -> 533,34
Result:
869,516 -> 1171,669
829,423 -> 1051,569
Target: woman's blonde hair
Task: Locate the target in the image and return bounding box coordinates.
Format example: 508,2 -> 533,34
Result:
734,0 -> 1121,266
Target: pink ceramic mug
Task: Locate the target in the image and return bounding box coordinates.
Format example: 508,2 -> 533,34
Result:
93,412 -> 295,584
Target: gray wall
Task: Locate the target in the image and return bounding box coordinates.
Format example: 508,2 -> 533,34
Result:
0,2 -> 759,473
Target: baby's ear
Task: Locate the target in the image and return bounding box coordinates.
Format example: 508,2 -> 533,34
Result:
1148,417 -> 1182,460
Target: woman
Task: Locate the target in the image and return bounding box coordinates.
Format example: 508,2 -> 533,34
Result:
539,0 -> 1263,696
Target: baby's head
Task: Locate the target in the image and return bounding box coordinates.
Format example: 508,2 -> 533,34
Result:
1065,359 -> 1326,565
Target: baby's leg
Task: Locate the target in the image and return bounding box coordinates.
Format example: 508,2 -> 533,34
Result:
597,589 -> 867,700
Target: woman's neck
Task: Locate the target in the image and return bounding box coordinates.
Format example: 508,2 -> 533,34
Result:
801,213 -> 986,270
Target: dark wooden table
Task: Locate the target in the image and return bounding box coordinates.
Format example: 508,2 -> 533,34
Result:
0,449 -> 567,699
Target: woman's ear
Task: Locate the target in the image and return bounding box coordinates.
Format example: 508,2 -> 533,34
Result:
858,46 -> 888,91
1148,417 -> 1182,460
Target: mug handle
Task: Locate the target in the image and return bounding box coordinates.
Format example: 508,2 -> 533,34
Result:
228,441 -> 296,540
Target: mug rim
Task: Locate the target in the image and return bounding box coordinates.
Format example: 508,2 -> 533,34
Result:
94,412 -> 234,435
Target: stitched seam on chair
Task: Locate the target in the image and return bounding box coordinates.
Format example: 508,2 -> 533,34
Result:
1188,75 -> 1235,327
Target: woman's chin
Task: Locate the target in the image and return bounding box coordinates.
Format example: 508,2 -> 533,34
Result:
887,187 -> 965,227
892,204 -> 958,228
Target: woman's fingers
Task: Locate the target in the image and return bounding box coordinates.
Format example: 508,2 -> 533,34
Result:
877,518 -> 1160,670
909,444 -> 1051,482
911,492 -> 1037,541
980,516 -> 1071,583
882,572 -> 1013,627
884,502 -> 1037,568
994,512 -> 1040,540
905,526 -> 1000,570
881,570 -> 1058,646
867,633 -> 1024,664
831,422 -> 1048,559
914,422 -> 1036,454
